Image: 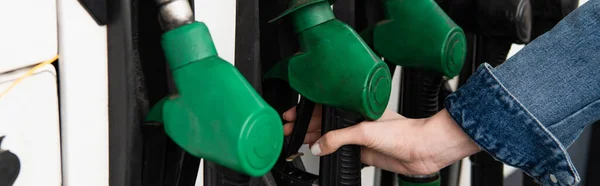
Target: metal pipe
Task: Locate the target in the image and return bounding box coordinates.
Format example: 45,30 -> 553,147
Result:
156,0 -> 194,31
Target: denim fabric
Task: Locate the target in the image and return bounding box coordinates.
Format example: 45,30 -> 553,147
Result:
444,0 -> 600,185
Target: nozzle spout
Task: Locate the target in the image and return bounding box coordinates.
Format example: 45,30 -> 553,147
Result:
156,0 -> 194,31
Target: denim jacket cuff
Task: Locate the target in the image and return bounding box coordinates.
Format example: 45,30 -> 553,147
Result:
444,64 -> 579,186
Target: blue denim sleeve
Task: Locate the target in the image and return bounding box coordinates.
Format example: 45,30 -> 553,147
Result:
444,1 -> 600,185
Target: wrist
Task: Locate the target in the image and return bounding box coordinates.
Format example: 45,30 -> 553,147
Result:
422,109 -> 481,170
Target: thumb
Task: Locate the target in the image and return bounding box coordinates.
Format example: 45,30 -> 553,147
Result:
310,122 -> 374,156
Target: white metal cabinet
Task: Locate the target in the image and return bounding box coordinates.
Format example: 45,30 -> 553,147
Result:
57,0 -> 109,185
0,0 -> 58,74
0,65 -> 61,186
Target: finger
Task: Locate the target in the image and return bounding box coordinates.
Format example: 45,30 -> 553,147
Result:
361,147 -> 394,168
283,125 -> 320,144
283,118 -> 322,136
282,106 -> 324,136
283,104 -> 323,121
313,104 -> 322,117
379,109 -> 406,121
304,131 -> 321,144
283,123 -> 294,136
283,106 -> 297,121
306,104 -> 323,132
362,145 -> 441,175
360,147 -> 407,174
309,122 -> 375,156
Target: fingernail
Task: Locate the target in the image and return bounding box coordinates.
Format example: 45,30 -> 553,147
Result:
310,140 -> 322,156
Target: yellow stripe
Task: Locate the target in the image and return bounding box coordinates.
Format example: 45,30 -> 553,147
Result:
0,55 -> 59,100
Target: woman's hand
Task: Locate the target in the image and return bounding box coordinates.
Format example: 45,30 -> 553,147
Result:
282,105 -> 480,175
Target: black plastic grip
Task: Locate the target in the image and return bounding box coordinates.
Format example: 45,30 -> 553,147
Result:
397,68 -> 444,184
470,152 -> 503,186
468,36 -> 513,186
319,106 -> 364,186
204,161 -> 251,186
522,171 -> 541,186
477,0 -> 532,44
530,0 -> 578,40
399,69 -> 443,118
286,97 -> 316,158
272,163 -> 319,186
476,37 -> 512,67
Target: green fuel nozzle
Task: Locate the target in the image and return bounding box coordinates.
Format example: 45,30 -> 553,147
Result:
268,0 -> 392,120
357,0 -> 465,184
361,0 -> 467,78
146,0 -> 283,177
398,174 -> 441,186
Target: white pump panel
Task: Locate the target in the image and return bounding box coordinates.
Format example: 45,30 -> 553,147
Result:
0,0 -> 58,73
0,65 -> 62,186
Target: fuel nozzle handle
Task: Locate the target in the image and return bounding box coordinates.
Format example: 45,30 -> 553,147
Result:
476,0 -> 532,44
362,0 -> 467,78
147,1 -> 284,176
530,0 -> 578,40
156,0 -> 194,31
268,1 -> 392,186
270,0 -> 392,120
441,0 -> 533,44
398,174 -> 441,186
